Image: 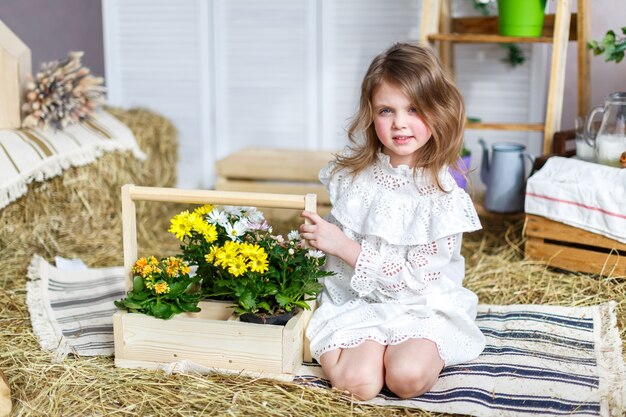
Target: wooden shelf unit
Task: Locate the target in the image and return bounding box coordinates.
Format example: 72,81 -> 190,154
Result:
419,0 -> 590,155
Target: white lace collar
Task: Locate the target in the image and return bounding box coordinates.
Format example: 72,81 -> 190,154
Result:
320,152 -> 481,245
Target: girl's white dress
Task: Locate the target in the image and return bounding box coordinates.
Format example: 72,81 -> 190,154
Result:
307,152 -> 486,366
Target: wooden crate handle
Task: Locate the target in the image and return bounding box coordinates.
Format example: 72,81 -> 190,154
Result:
121,184 -> 317,292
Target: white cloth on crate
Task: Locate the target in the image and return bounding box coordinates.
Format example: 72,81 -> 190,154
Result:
525,156 -> 626,243
306,152 -> 486,366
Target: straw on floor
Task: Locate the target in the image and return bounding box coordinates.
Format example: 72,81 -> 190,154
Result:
24,252 -> 625,416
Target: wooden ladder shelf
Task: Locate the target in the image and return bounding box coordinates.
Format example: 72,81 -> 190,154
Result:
419,0 -> 590,154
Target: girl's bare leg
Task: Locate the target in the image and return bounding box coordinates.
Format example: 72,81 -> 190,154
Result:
319,340 -> 385,401
383,338 -> 444,399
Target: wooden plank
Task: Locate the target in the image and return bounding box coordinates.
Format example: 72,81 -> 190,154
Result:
215,148 -> 334,182
465,122 -> 544,131
524,215 -> 626,251
427,33 -> 554,44
115,309 -> 303,374
543,0 -> 571,155
525,238 -> 626,276
215,177 -> 330,205
281,309 -> 305,373
301,300 -> 316,363
418,0 -> 441,46
438,0 -> 453,73
127,185 -> 311,209
577,0 -> 591,118
0,49 -> 20,129
449,14 -> 577,40
121,184 -> 137,292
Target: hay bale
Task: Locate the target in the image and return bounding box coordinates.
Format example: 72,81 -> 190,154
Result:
0,107 -> 179,282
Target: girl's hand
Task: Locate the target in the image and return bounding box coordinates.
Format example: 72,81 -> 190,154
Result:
300,211 -> 361,268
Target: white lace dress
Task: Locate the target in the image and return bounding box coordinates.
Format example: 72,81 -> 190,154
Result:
306,152 -> 486,366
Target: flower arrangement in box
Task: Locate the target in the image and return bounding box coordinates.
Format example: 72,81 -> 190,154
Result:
168,204 -> 333,322
114,256 -> 201,319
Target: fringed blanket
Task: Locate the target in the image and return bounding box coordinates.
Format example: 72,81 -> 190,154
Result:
0,110 -> 145,210
26,255 -> 626,417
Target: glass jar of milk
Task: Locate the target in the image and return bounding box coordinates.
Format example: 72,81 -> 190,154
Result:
585,92 -> 626,167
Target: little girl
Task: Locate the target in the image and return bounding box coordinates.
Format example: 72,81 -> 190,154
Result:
300,43 -> 485,401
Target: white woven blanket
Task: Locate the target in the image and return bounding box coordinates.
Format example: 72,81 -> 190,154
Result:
0,110 -> 145,210
26,255 -> 626,417
525,157 -> 626,243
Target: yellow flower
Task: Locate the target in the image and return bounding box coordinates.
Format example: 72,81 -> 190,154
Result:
239,242 -> 263,258
202,224 -> 218,243
214,243 -> 238,267
193,204 -> 214,216
132,257 -> 148,275
205,245 -> 219,263
169,211 -> 193,241
153,281 -> 170,294
247,252 -> 269,274
227,257 -> 248,277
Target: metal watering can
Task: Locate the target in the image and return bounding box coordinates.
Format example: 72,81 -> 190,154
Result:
479,139 -> 534,213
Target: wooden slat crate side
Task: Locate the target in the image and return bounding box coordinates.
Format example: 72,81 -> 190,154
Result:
524,215 -> 626,251
114,309 -> 306,375
216,176 -> 331,205
525,237 -> 626,276
215,148 -> 334,182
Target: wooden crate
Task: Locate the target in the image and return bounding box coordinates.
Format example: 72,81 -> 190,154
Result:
524,214 -> 626,276
113,185 -> 317,376
215,148 -> 335,217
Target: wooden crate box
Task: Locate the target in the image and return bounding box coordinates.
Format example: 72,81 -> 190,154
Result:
524,214 -> 626,276
113,185 -> 317,376
215,147 -> 335,218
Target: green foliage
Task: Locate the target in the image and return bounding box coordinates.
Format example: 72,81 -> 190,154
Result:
114,256 -> 202,320
588,27 -> 626,64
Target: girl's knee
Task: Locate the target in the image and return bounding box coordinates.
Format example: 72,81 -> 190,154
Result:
385,363 -> 440,399
334,369 -> 384,400
329,365 -> 384,401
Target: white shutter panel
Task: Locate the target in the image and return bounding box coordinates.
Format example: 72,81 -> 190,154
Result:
321,0 -> 422,150
102,0 -> 211,188
212,0 -> 316,159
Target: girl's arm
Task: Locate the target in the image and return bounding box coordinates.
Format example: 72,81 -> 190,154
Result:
299,211 -> 361,268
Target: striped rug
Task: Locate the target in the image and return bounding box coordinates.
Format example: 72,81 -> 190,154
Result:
26,255 -> 626,417
0,110 -> 145,210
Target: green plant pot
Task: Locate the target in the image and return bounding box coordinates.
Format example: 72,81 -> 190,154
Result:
497,0 -> 547,37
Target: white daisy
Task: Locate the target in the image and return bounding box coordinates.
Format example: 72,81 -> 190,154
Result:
287,230 -> 300,241
206,208 -> 228,227
223,206 -> 242,216
306,249 -> 325,259
224,219 -> 249,240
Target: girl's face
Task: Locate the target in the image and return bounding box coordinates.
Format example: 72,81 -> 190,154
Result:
371,81 -> 432,168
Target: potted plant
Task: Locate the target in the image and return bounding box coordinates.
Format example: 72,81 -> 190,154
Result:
588,27 -> 626,64
496,0 -> 547,37
114,256 -> 202,319
168,204 -> 333,324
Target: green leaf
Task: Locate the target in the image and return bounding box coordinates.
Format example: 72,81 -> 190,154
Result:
622,27 -> 626,36
120,300 -> 144,310
133,276 -> 145,292
275,293 -> 290,307
151,303 -> 172,319
168,281 -> 187,297
239,291 -> 256,310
